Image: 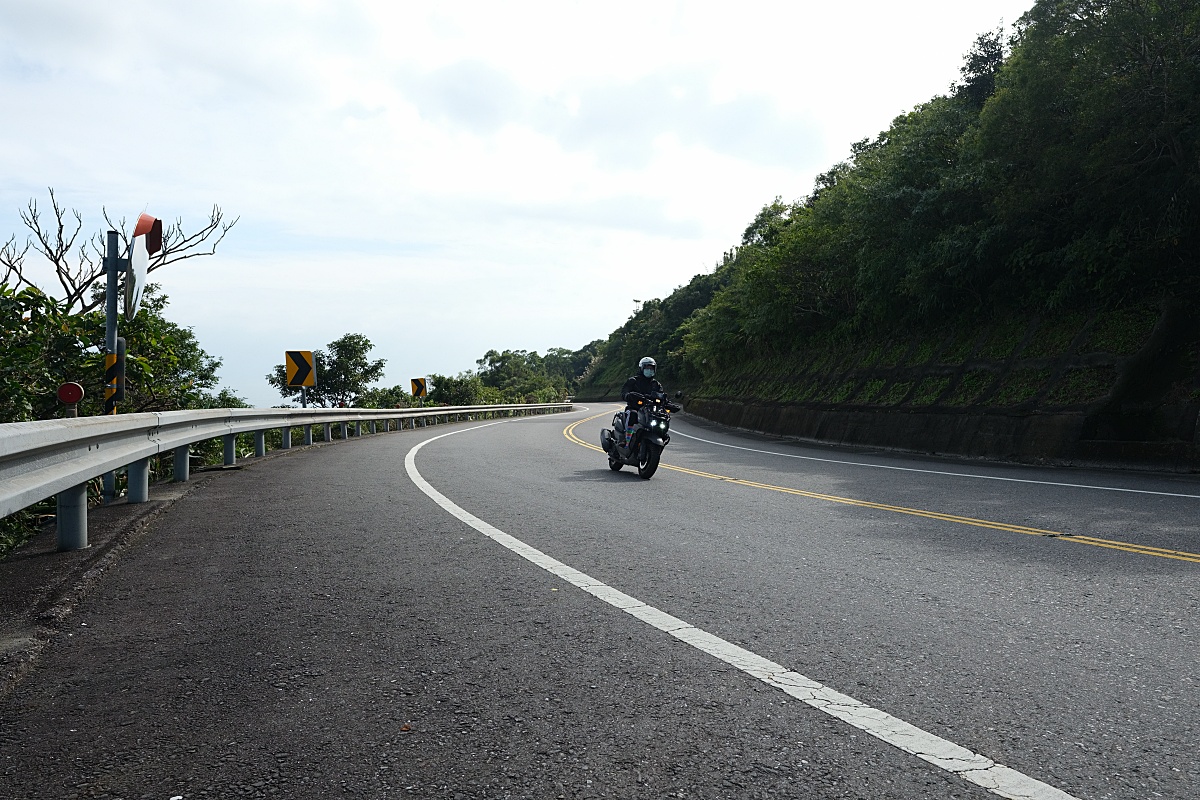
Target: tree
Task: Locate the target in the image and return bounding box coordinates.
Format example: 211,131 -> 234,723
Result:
357,385 -> 421,409
0,189 -> 243,421
1,188 -> 237,314
267,333 -> 386,407
0,284 -> 92,422
475,349 -> 568,401
427,372 -> 486,406
0,282 -> 240,422
954,26 -> 1008,109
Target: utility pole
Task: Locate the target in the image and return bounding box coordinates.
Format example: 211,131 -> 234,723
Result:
102,230 -> 126,503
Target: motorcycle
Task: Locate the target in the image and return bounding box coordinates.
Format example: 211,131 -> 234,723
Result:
599,391 -> 682,479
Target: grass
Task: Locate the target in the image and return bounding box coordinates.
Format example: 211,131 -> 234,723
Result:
909,376 -> 951,405
906,339 -> 937,367
991,368 -> 1052,406
0,510 -> 42,561
854,379 -> 887,404
977,319 -> 1031,361
1022,313 -> 1088,359
875,340 -> 911,368
944,370 -> 997,406
1046,367 -> 1117,405
825,379 -> 859,404
937,329 -> 981,364
877,381 -> 914,405
1085,307 -> 1159,356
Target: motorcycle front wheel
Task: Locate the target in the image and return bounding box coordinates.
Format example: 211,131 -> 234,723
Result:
637,442 -> 661,479
608,454 -> 623,471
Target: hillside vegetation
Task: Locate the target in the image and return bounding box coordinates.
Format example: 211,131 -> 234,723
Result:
574,0 -> 1200,462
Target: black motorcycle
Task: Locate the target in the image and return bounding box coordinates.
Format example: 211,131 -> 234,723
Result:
600,391 -> 682,479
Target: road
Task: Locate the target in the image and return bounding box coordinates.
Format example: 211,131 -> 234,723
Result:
1,404 -> 1197,800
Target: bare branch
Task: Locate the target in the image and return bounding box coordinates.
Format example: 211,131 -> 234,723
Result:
101,207 -> 131,254
18,188 -> 104,313
0,234 -> 32,287
149,205 -> 239,272
8,190 -> 237,313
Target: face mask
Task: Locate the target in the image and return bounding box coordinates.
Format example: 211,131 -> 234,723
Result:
643,368 -> 655,378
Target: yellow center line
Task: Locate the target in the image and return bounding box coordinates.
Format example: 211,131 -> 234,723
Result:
563,413 -> 1200,565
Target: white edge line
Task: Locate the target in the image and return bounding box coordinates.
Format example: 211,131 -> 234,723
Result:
403,422 -> 1081,800
669,428 -> 1200,500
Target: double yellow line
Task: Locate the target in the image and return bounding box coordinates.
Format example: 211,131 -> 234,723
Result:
564,412 -> 1200,564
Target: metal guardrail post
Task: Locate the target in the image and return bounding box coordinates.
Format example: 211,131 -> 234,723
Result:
254,430 -> 266,457
281,427 -> 292,450
324,423 -> 332,442
55,483 -> 88,551
370,421 -> 377,434
355,422 -> 363,437
102,471 -> 116,504
128,457 -> 150,503
223,434 -> 236,466
304,425 -> 313,445
173,445 -> 190,482
340,422 -> 348,439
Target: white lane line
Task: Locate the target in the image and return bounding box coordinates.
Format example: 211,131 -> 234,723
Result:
670,428 -> 1200,499
404,423 -> 1081,800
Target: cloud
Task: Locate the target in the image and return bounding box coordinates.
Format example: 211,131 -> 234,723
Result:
543,70 -> 822,170
394,60 -> 819,170
399,60 -> 524,135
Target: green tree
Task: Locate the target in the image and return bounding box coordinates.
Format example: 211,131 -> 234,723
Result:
475,349 -> 566,401
0,283 -> 240,422
0,284 -> 93,422
357,384 -> 420,409
427,371 -> 486,406
267,333 -> 386,407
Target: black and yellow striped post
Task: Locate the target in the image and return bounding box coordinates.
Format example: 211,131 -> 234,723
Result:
104,352 -> 117,414
104,337 -> 126,414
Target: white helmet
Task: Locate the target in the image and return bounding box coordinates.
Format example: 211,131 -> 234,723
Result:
639,356 -> 656,377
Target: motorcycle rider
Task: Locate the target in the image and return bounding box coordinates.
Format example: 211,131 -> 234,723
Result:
619,357 -> 665,436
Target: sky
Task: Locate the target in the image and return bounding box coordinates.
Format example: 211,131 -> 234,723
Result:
1,0 -> 1036,407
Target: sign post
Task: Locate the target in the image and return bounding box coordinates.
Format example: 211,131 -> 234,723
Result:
101,213 -> 160,503
101,231 -> 124,503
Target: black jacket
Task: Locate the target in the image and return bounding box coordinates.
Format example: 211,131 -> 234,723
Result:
621,373 -> 664,404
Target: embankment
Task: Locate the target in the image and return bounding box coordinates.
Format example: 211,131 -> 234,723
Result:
580,304 -> 1200,471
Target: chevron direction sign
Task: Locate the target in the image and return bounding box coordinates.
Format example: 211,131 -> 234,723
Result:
286,351 -> 316,387
411,377 -> 427,397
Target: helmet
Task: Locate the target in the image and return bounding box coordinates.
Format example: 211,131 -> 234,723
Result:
639,356 -> 656,377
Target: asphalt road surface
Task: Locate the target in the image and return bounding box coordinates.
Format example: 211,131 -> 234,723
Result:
2,404 -> 1197,800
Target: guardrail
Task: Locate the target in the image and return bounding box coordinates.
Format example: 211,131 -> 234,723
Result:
0,403 -> 572,551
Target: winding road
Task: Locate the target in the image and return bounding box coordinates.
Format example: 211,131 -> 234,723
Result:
2,404 -> 1197,799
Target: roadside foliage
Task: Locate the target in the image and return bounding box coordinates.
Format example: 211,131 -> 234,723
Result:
575,0 -> 1200,408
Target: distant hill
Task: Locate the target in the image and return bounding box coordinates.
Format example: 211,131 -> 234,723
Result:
573,0 -> 1200,469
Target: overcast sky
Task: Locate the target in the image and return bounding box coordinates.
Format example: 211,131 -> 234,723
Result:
1,0 -> 1035,406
